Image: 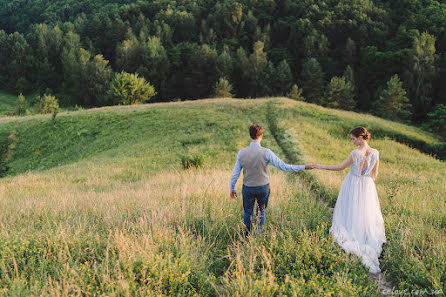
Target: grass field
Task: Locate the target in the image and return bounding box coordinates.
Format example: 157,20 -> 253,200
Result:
0,90 -> 17,117
0,98 -> 444,296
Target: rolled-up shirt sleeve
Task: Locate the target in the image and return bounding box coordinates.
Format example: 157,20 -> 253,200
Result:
230,151 -> 242,191
266,149 -> 305,172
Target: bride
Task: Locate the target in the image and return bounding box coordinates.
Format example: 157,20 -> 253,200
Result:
313,127 -> 386,274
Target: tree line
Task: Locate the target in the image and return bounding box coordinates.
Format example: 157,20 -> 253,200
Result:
0,0 -> 445,130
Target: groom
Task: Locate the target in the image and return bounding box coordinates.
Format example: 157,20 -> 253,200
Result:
230,124 -> 314,237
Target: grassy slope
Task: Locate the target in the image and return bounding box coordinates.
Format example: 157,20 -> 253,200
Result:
0,90 -> 17,117
0,98 -> 444,295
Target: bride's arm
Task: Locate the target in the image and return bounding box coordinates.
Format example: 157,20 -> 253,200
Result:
371,158 -> 379,181
315,155 -> 353,171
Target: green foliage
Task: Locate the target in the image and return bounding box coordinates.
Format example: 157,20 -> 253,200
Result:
186,44 -> 218,99
273,60 -> 293,96
0,90 -> 19,116
216,46 -> 233,79
247,41 -> 268,97
288,84 -> 304,101
62,38 -> 113,106
375,74 -> 412,122
406,32 -> 438,119
325,76 -> 355,110
423,104 -> 446,133
180,154 -> 204,169
0,130 -> 18,176
343,65 -> 355,91
108,71 -> 157,105
16,93 -> 26,115
301,58 -> 325,104
51,107 -> 58,124
214,77 -> 233,98
38,94 -> 59,114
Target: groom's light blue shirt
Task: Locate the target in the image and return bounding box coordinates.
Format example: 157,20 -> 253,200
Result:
230,142 -> 305,191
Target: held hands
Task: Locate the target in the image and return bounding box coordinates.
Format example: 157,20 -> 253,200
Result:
230,190 -> 237,200
305,164 -> 322,170
305,164 -> 316,170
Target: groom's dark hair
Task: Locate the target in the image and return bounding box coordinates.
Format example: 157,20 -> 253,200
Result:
249,124 -> 263,139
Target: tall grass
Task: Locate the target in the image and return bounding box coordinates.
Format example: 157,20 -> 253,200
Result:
0,91 -> 17,117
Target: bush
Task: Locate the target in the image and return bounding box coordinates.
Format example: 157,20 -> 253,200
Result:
0,130 -> 18,177
16,93 -> 26,115
288,84 -> 304,101
108,71 -> 156,105
180,154 -> 204,169
214,77 -> 233,98
38,94 -> 59,114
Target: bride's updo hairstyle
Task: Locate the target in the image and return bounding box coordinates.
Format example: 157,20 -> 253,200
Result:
350,126 -> 371,141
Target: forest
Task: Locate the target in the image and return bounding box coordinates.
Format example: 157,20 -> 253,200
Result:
1,0 -> 446,130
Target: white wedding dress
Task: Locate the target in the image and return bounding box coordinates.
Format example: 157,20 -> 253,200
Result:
330,148 -> 386,274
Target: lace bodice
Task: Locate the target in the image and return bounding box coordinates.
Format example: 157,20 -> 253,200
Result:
349,148 -> 379,177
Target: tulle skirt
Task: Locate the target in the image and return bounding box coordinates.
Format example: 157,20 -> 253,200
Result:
330,172 -> 386,273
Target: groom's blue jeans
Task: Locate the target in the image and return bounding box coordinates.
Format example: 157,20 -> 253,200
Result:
242,183 -> 270,237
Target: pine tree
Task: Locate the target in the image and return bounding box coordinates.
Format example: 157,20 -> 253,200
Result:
216,46 -> 233,80
376,74 -> 412,121
301,58 -> 325,104
288,84 -> 304,101
274,60 -> 293,96
343,65 -> 355,90
326,76 -> 355,110
214,77 -> 233,98
406,32 -> 437,120
233,47 -> 250,97
248,41 -> 268,97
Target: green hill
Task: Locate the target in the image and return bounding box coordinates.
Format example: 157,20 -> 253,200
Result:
0,98 -> 444,296
0,90 -> 17,117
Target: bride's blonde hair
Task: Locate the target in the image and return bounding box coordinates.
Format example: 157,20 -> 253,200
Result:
350,126 -> 371,141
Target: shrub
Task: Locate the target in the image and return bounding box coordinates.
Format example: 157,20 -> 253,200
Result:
0,130 -> 18,177
288,84 -> 305,101
214,77 -> 233,98
16,93 -> 26,115
38,94 -> 59,114
180,154 -> 204,169
108,71 -> 156,105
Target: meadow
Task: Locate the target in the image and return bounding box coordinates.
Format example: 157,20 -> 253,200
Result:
0,98 -> 444,296
0,91 -> 16,117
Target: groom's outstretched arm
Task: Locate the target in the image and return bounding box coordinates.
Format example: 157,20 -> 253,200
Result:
266,149 -> 307,172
